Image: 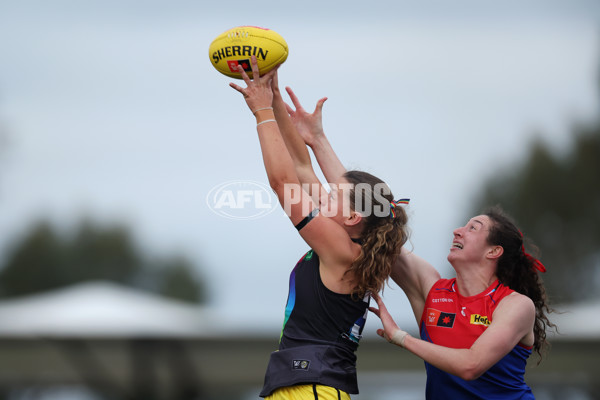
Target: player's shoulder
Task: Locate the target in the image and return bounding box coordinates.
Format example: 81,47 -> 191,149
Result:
495,291 -> 535,318
430,277 -> 455,290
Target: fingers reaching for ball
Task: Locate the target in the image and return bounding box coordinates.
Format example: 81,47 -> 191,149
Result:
229,56 -> 276,113
250,55 -> 260,81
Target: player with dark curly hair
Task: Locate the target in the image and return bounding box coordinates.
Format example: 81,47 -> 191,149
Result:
294,85 -> 556,399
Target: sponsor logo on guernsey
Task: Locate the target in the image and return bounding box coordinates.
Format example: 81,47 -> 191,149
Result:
431,298 -> 454,303
292,359 -> 310,371
470,314 -> 491,326
426,308 -> 456,328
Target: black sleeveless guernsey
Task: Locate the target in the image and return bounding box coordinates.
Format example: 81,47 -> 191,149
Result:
259,249 -> 370,397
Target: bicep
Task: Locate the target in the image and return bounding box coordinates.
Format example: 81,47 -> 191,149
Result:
273,179 -> 317,228
277,182 -> 354,266
391,249 -> 440,322
468,295 -> 535,372
391,249 -> 440,300
294,165 -> 328,204
295,212 -> 356,267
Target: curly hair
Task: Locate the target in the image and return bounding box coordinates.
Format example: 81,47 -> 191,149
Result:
343,170 -> 410,299
483,205 -> 556,360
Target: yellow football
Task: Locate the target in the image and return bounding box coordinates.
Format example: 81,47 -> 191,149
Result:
208,26 -> 288,79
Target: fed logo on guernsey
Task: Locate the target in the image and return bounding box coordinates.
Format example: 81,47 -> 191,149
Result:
426,308 -> 456,328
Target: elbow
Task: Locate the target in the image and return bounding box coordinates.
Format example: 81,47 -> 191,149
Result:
268,173 -> 297,198
457,360 -> 485,381
268,177 -> 285,199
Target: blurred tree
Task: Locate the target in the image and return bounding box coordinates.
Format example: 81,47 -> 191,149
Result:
156,256 -> 205,303
469,120 -> 600,303
0,219 -> 207,303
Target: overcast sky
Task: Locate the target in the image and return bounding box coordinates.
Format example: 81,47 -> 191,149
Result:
0,0 -> 599,333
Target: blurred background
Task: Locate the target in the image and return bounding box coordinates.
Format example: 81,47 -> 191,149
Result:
0,0 -> 599,399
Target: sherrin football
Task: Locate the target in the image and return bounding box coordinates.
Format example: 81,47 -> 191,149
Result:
209,26 -> 288,79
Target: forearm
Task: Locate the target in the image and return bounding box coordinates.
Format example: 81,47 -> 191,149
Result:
309,133 -> 347,185
230,57 -> 304,207
272,91 -> 317,184
402,335 -> 483,380
255,112 -> 300,195
387,296 -> 533,381
372,293 -> 481,381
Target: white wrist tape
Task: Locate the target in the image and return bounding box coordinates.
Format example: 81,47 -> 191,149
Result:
390,330 -> 409,347
256,119 -> 277,127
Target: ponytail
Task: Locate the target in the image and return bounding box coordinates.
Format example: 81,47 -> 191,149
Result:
343,171 -> 410,298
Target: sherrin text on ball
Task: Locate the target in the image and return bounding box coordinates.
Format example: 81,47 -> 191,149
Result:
209,26 -> 288,79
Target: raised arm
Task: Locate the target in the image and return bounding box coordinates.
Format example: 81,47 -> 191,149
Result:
391,248 -> 441,324
230,57 -> 357,270
270,70 -> 324,202
284,87 -> 347,185
229,63 -> 307,224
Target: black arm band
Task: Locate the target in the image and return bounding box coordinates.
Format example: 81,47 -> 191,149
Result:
295,208 -> 320,231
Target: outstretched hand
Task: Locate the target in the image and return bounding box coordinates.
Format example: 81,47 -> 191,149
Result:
230,56 -> 278,114
284,87 -> 327,147
369,293 -> 409,347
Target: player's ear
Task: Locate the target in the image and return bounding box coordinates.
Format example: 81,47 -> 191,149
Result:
487,245 -> 504,260
345,211 -> 362,227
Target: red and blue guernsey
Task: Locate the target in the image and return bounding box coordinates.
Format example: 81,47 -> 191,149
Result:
420,278 -> 535,399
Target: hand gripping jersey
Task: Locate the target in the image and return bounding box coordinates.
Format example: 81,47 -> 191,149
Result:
259,250 -> 370,397
420,279 -> 535,400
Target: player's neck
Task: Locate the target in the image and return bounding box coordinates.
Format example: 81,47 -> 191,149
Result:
455,270 -> 497,297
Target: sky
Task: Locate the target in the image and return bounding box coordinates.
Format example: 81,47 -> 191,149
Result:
0,0 -> 599,334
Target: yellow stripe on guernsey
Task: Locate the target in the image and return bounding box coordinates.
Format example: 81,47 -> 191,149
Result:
470,314 -> 491,326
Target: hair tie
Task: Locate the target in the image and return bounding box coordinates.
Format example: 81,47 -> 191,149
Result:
389,198 -> 410,218
519,230 -> 546,273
